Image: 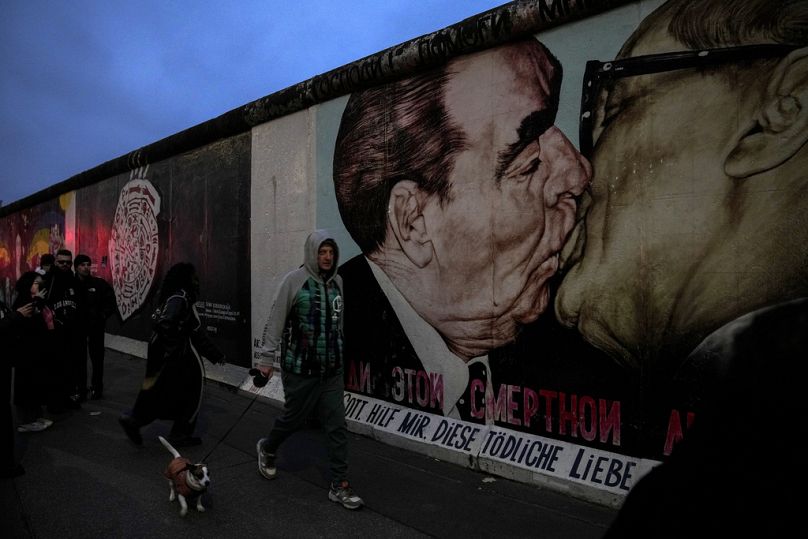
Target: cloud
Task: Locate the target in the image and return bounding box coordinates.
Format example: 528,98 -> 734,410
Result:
0,0 -> 507,206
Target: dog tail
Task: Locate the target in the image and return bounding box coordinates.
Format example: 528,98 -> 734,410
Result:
158,435 -> 181,458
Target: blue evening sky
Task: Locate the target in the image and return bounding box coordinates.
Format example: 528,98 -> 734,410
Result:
0,0 -> 507,206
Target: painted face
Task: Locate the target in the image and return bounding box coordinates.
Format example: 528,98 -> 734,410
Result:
318,244 -> 335,273
555,20 -> 802,367
421,42 -> 591,354
76,261 -> 91,278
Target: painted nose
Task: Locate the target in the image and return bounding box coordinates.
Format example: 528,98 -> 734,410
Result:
541,126 -> 593,207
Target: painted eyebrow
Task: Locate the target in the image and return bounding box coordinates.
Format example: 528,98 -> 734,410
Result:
495,108 -> 555,181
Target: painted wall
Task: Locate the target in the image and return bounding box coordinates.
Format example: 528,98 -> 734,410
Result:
1,134 -> 251,365
3,0 -> 805,504
249,0 -> 807,498
0,193 -> 74,304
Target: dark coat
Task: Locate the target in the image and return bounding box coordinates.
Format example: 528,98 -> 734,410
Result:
10,294 -> 58,407
132,290 -> 224,423
76,275 -> 116,327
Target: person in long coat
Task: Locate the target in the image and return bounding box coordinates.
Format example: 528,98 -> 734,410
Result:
11,271 -> 57,430
118,262 -> 225,447
1,295 -> 34,477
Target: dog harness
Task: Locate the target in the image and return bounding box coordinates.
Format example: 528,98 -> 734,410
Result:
164,457 -> 199,498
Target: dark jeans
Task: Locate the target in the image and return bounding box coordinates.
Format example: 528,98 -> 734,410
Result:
76,324 -> 105,394
264,372 -> 348,484
1,366 -> 18,468
51,327 -> 80,407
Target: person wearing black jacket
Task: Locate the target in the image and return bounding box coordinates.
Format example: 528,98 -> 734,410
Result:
11,272 -> 56,432
47,249 -> 82,409
1,297 -> 34,478
74,254 -> 116,400
119,263 -> 225,447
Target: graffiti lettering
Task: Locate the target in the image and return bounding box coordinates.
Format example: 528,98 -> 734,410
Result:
397,411 -> 431,439
417,10 -> 512,64
539,0 -> 570,22
568,447 -> 635,491
343,393 -> 370,420
364,402 -> 400,428
480,430 -> 563,472
390,367 -> 444,410
345,360 -> 371,392
431,419 -> 481,451
468,381 -> 622,446
663,409 -> 696,456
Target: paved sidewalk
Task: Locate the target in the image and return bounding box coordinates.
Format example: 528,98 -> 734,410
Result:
2,350 -> 616,538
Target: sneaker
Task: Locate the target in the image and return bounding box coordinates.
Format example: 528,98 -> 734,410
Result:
17,421 -> 49,433
118,414 -> 143,446
256,438 -> 276,479
37,418 -> 54,428
328,480 -> 364,510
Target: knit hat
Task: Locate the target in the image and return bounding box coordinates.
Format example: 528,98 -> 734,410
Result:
74,254 -> 91,268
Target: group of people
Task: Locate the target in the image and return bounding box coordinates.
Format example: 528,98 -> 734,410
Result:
1,250 -> 115,477
114,236 -> 363,509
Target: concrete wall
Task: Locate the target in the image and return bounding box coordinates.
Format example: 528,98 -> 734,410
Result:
3,0 -> 806,506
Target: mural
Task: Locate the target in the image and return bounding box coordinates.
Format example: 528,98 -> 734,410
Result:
3,0 -> 803,499
319,0 -> 808,481
0,197 -> 69,304
556,0 -> 808,454
81,135 -> 252,366
108,168 -> 162,321
335,38 -> 594,418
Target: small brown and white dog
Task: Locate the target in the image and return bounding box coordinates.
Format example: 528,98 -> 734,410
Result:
158,436 -> 211,517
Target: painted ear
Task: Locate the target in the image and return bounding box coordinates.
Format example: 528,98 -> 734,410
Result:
726,47 -> 808,178
387,180 -> 433,268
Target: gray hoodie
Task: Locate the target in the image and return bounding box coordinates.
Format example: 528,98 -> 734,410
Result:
255,230 -> 343,371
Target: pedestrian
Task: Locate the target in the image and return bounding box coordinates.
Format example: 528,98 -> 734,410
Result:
1,295 -> 34,478
46,249 -> 83,409
11,272 -> 55,433
119,262 -> 225,447
74,254 -> 116,400
35,253 -> 54,276
254,230 -> 363,510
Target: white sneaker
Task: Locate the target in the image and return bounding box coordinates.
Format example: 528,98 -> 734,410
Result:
17,421 -> 48,433
328,480 -> 364,510
256,438 -> 277,480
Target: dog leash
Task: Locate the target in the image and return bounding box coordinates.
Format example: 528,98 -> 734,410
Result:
201,370 -> 269,462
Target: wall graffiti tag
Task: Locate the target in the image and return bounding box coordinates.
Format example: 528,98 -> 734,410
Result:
108,168 -> 161,321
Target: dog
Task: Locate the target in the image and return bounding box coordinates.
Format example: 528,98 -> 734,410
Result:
158,436 -> 210,517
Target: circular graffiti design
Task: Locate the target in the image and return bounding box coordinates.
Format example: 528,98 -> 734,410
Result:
109,177 -> 161,321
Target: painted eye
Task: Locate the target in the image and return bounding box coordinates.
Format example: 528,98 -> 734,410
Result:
506,148 -> 542,182
520,157 -> 541,177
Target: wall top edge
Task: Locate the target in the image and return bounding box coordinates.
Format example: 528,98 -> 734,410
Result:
0,0 -> 634,217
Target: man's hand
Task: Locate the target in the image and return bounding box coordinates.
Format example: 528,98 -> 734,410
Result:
256,366 -> 274,379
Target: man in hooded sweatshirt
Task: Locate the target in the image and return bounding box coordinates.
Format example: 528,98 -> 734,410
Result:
253,230 -> 363,510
